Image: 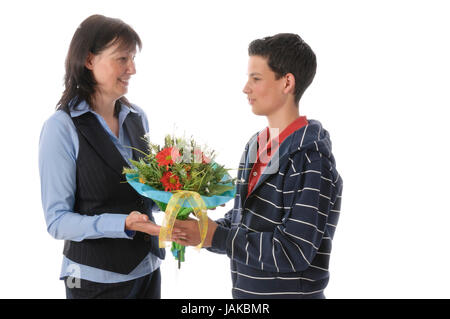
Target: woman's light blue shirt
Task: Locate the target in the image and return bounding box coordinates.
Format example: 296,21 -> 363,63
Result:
38,100 -> 161,283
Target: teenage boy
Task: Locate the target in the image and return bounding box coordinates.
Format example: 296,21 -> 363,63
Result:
173,33 -> 343,299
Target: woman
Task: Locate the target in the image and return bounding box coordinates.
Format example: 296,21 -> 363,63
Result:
39,14 -> 167,299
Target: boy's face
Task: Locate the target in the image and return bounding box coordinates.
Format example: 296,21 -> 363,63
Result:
243,55 -> 288,116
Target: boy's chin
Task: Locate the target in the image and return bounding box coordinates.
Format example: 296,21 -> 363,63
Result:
251,106 -> 267,116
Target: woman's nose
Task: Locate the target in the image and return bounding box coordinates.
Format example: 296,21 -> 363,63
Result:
127,59 -> 136,75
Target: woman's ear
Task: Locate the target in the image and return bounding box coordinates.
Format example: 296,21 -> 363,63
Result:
283,73 -> 296,95
84,52 -> 95,70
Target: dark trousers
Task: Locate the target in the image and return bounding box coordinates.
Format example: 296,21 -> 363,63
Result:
64,268 -> 161,299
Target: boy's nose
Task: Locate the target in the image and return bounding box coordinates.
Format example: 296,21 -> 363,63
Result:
243,82 -> 251,94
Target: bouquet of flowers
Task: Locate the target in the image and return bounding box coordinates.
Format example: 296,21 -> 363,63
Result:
123,134 -> 236,268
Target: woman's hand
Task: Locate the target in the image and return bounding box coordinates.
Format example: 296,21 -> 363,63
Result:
125,211 -> 183,238
125,211 -> 160,236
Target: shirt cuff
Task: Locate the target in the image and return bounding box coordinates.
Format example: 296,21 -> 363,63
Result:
125,230 -> 136,238
96,214 -> 135,239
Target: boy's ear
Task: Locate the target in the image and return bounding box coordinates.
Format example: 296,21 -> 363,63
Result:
85,52 -> 95,70
283,73 -> 296,95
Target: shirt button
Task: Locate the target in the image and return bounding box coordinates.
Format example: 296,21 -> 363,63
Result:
253,172 -> 258,176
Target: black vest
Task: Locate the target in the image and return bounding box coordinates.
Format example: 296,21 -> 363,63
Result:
63,111 -> 165,275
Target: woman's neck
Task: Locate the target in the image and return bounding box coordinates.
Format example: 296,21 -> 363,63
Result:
91,93 -> 116,118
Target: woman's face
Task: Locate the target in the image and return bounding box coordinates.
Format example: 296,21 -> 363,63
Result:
85,41 -> 136,102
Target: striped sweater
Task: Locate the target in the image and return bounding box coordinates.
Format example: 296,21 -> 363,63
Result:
208,119 -> 343,299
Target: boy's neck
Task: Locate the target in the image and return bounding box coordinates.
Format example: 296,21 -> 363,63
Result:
266,102 -> 300,134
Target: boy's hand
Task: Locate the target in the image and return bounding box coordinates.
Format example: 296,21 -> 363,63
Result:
172,217 -> 218,248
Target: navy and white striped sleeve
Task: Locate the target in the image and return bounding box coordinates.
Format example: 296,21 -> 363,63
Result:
207,209 -> 233,254
214,209 -> 233,229
214,153 -> 334,272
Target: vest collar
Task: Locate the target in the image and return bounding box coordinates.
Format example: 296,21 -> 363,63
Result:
72,111 -> 147,178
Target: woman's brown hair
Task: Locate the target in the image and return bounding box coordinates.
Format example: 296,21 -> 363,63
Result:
56,14 -> 142,116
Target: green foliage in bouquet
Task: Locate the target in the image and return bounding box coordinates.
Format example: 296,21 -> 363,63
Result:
122,135 -> 235,196
123,134 -> 236,267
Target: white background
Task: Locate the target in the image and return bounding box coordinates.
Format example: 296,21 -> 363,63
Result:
0,0 -> 449,299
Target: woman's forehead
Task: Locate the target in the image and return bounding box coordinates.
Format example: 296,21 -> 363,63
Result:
104,38 -> 138,55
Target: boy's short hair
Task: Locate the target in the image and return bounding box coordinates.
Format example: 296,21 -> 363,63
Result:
248,33 -> 317,105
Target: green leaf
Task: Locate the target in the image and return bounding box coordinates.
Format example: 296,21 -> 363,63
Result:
206,184 -> 235,196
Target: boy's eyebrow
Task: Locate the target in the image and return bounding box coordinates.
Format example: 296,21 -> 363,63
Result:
249,72 -> 262,76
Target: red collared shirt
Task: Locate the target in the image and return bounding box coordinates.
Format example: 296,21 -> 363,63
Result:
247,116 -> 308,197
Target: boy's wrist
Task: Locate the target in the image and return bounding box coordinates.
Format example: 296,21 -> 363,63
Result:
204,218 -> 218,248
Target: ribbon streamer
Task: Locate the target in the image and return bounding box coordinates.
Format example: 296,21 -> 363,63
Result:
159,190 -> 208,251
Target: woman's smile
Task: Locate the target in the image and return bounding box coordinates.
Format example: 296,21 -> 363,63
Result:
118,77 -> 130,86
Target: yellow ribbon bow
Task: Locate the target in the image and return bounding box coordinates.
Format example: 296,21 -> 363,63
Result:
159,190 -> 208,250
